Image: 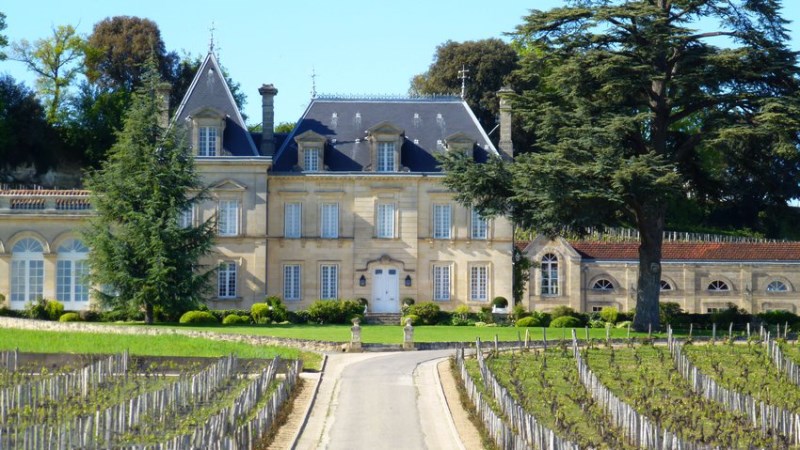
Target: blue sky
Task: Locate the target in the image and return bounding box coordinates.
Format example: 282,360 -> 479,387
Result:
2,1 -> 799,126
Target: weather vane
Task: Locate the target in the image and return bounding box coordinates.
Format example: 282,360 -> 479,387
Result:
458,65 -> 469,99
209,21 -> 216,52
311,67 -> 317,99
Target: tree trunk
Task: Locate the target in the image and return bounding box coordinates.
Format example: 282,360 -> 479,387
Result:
632,206 -> 665,332
144,302 -> 154,325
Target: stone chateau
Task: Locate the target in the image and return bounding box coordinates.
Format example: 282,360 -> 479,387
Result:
1,51 -> 799,315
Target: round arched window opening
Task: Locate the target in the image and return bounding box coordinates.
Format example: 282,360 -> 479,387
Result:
707,280 -> 730,292
767,280 -> 788,292
660,280 -> 673,291
592,279 -> 614,291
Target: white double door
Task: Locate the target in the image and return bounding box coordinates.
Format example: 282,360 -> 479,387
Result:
371,266 -> 399,313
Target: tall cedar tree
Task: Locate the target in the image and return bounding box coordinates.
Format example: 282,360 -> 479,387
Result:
83,60 -> 215,324
439,0 -> 800,330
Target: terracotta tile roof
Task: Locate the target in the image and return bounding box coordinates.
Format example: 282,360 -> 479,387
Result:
570,241 -> 800,261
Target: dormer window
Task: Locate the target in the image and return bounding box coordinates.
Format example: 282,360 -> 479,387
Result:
367,121 -> 404,173
294,130 -> 327,172
304,148 -> 321,171
198,127 -> 217,156
377,142 -> 396,172
189,108 -> 225,157
445,132 -> 476,157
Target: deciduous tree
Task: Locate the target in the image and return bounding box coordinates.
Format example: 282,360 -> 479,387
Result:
411,39 -> 518,132
11,24 -> 85,122
83,60 -> 215,324
0,75 -> 59,172
440,0 -> 800,331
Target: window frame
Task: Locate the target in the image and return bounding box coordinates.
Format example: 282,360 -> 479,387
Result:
470,265 -> 489,302
541,253 -> 559,296
283,264 -> 301,301
198,126 -> 218,157
10,238 -> 45,303
304,147 -> 321,171
707,280 -> 730,292
56,240 -> 90,302
470,208 -> 488,240
432,264 -> 451,301
433,204 -> 452,240
376,141 -> 396,172
767,280 -> 789,292
320,203 -> 339,239
592,279 -> 614,292
218,261 -> 237,299
320,264 -> 339,300
376,202 -> 396,239
217,200 -> 239,236
284,202 -> 302,239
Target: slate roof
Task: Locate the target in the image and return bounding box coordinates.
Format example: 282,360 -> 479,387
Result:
569,241 -> 800,262
272,97 -> 498,173
173,52 -> 259,157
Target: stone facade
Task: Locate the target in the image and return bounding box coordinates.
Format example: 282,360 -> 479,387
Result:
523,236 -> 800,314
0,51 -> 514,313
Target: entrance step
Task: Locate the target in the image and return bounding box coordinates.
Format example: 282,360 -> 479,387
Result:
364,313 -> 401,325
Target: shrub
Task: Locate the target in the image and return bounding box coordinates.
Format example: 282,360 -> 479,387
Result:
549,316 -> 582,328
266,296 -> 289,322
306,299 -> 363,324
79,309 -> 102,322
25,298 -> 63,321
659,302 -> 684,326
599,306 -> 619,324
530,310 -> 551,327
551,306 -> 579,320
251,303 -> 272,324
711,302 -> 751,326
757,310 -> 799,327
0,307 -> 20,318
287,310 -> 308,324
402,297 -> 415,306
479,305 -> 494,323
179,311 -> 218,325
222,314 -> 250,325
0,293 -> 5,308
401,314 -> 421,326
59,312 -> 81,322
405,302 -> 441,325
492,296 -> 509,308
512,304 -> 530,321
588,319 -> 606,328
515,316 -> 538,327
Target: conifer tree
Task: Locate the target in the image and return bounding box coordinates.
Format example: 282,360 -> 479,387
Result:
440,0 -> 800,331
83,58 -> 215,324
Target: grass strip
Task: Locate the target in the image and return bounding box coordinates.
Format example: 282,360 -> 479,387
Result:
0,328 -> 321,370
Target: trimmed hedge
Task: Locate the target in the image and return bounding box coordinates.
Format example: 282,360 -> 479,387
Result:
58,312 -> 81,322
179,311 -> 218,325
306,299 -> 363,324
549,316 -> 582,328
405,302 -> 441,325
222,314 -> 250,325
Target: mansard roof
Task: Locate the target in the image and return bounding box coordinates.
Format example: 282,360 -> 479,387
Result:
173,52 -> 259,157
272,96 -> 498,172
571,241 -> 800,262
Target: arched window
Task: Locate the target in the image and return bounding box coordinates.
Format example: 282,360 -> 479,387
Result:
767,280 -> 788,292
660,280 -> 673,291
707,280 -> 730,292
11,238 -> 44,302
592,279 -> 614,291
57,240 -> 90,302
541,253 -> 559,295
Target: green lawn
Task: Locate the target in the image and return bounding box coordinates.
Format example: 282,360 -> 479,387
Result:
142,322 -> 656,343
0,328 -> 322,370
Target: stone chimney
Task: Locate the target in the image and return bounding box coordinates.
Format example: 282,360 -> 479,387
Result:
258,84 -> 279,157
156,82 -> 171,129
497,86 -> 514,160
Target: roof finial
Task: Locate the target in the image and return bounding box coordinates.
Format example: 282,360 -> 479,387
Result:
209,21 -> 216,52
311,67 -> 317,99
458,65 -> 469,99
